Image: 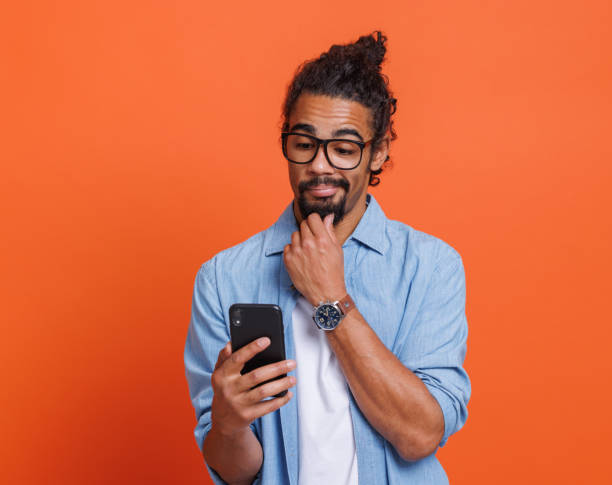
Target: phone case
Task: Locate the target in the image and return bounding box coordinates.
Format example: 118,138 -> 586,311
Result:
229,303 -> 287,397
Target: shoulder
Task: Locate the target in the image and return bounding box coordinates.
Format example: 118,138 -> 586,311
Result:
199,229 -> 270,277
385,218 -> 463,271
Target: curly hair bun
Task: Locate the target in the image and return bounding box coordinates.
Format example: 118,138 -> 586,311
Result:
327,31 -> 387,72
353,31 -> 387,70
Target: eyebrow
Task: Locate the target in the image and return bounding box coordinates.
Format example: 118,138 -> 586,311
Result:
289,123 -> 364,142
332,128 -> 364,142
289,123 -> 316,134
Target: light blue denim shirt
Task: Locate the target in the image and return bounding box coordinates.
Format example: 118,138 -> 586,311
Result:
184,194 -> 470,485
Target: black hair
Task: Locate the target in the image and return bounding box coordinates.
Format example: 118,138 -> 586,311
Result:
282,31 -> 397,186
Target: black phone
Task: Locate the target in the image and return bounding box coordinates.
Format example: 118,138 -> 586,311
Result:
229,303 -> 287,397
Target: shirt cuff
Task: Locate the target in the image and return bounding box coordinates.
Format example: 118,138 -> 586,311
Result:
425,384 -> 459,448
196,420 -> 262,484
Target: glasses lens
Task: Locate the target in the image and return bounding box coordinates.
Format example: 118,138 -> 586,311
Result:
284,134 -> 363,168
327,140 -> 362,169
285,134 -> 317,163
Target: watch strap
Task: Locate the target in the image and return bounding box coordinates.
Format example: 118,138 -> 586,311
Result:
338,294 -> 355,316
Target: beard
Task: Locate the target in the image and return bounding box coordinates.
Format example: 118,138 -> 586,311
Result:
296,176 -> 350,225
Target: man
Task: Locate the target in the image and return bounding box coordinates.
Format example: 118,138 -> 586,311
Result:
185,31 -> 470,485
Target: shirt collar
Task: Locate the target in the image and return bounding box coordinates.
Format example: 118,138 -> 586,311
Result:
264,193 -> 388,256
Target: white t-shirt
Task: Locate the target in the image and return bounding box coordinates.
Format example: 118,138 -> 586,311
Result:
292,296 -> 358,485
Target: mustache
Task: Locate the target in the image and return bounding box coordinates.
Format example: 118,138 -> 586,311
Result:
298,176 -> 349,193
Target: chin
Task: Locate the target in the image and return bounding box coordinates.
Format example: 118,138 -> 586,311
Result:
297,193 -> 347,225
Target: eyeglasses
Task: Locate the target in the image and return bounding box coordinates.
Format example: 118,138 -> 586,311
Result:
281,132 -> 372,170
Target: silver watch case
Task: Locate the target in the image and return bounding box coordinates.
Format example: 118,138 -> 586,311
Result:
312,300 -> 345,331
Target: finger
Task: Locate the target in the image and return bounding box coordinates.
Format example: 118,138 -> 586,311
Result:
249,390 -> 293,420
305,212 -> 328,239
245,375 -> 296,404
308,212 -> 337,244
323,213 -> 336,241
283,245 -> 292,268
214,342 -> 232,370
224,337 -> 270,374
290,230 -> 301,248
239,359 -> 296,391
299,218 -> 314,244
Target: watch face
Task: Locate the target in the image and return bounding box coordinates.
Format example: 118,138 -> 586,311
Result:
314,304 -> 342,330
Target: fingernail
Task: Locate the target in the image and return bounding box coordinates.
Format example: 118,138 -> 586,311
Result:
286,360 -> 296,370
258,337 -> 270,348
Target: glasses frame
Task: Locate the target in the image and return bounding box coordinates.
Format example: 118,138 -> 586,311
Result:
281,132 -> 373,170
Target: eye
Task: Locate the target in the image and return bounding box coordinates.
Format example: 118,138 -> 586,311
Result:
330,142 -> 358,157
335,147 -> 355,155
289,134 -> 316,151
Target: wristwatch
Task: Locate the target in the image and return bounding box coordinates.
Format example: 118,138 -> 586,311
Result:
312,294 -> 355,331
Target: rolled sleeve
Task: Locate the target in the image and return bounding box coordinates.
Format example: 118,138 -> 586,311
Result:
399,250 -> 471,447
184,260 -> 262,484
184,260 -> 228,448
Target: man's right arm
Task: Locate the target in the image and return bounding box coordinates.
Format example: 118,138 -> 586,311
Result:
185,262 -> 296,485
202,340 -> 295,484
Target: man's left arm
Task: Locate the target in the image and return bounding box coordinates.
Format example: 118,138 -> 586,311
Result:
284,213 -> 470,462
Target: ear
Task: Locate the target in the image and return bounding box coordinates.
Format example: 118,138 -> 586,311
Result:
369,137 -> 389,172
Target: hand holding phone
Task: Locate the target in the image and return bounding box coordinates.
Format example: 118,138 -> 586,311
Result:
207,305 -> 296,437
230,304 -> 287,395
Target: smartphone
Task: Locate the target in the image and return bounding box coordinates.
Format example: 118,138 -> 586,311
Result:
229,303 -> 287,397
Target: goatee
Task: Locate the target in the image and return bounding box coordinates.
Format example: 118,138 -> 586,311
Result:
297,176 -> 349,225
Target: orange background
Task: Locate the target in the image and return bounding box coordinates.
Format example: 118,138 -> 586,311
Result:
2,1 -> 611,484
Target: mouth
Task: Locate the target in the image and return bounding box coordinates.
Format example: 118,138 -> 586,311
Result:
305,185 -> 340,198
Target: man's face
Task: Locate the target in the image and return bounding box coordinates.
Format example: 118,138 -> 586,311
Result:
286,93 -> 386,225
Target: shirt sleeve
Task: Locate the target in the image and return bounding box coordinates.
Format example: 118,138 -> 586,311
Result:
183,259 -> 262,484
397,248 -> 471,447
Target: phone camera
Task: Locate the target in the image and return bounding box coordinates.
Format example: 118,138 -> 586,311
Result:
233,318 -> 241,327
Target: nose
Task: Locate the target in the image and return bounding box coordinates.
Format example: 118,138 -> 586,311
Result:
308,143 -> 335,175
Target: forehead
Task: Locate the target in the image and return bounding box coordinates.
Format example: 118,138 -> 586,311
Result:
288,93 -> 372,138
